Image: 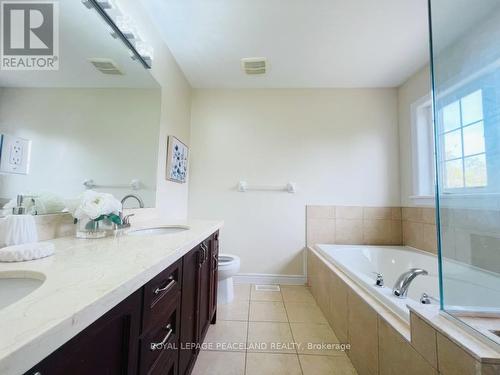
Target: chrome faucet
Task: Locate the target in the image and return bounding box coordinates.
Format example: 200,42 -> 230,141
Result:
392,268 -> 428,299
121,194 -> 145,209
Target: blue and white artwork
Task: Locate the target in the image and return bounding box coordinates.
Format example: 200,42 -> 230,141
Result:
166,136 -> 188,183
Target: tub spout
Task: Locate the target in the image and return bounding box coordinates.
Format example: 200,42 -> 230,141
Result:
392,268 -> 428,299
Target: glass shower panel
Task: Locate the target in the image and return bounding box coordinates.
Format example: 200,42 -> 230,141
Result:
429,0 -> 500,346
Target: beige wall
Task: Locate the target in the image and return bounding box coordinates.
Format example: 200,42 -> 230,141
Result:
120,0 -> 193,220
188,89 -> 400,276
398,65 -> 432,207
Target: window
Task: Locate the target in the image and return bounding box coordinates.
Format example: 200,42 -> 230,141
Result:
438,90 -> 487,190
411,94 -> 435,201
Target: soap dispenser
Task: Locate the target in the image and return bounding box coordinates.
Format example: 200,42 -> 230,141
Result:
12,195 -> 26,215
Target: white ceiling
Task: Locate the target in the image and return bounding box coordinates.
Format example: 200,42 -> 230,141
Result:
143,0 -> 429,88
0,0 -> 159,88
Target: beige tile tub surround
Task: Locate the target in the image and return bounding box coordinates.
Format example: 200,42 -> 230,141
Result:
379,317 -> 437,375
410,312 -> 438,368
402,207 -> 438,254
306,205 -> 439,255
307,247 -> 500,375
306,206 -> 403,247
347,290 -> 379,375
410,305 -> 500,373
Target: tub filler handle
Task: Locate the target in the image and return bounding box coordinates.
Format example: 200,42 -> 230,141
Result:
420,293 -> 431,304
420,293 -> 439,305
372,272 -> 384,287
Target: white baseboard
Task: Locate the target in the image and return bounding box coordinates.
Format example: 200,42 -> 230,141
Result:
233,273 -> 306,285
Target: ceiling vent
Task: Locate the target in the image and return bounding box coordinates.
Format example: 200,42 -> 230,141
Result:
88,58 -> 124,75
241,57 -> 267,75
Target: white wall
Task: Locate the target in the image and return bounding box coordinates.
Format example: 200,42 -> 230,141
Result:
397,65 -> 432,207
120,0 -> 193,220
189,89 -> 400,276
0,88 -> 160,206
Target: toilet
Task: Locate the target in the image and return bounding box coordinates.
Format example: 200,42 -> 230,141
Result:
217,254 -> 241,304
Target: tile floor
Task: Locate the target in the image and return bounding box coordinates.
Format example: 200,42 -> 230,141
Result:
192,284 -> 358,375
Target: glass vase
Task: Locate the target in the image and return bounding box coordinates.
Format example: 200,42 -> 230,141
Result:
76,216 -> 106,239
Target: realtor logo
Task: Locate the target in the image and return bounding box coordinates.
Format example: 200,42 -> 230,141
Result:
1,1 -> 59,70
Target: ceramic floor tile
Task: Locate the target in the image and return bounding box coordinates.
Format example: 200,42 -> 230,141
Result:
250,285 -> 283,302
280,285 -> 316,303
191,350 -> 246,375
246,353 -> 302,375
247,321 -> 297,353
249,301 -> 288,322
203,320 -> 248,352
299,354 -> 358,375
218,300 -> 249,321
290,322 -> 345,356
285,301 -> 328,323
233,283 -> 251,301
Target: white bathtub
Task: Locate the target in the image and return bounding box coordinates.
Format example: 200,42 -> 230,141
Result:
315,244 -> 500,321
315,244 -> 440,321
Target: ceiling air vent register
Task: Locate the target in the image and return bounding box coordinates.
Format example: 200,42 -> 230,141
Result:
241,57 -> 267,75
88,58 -> 124,75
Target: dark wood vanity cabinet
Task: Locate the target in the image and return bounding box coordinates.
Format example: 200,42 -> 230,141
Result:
24,231 -> 219,375
25,289 -> 142,375
178,233 -> 219,375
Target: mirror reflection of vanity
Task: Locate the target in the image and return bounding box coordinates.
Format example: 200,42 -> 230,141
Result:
0,0 -> 161,218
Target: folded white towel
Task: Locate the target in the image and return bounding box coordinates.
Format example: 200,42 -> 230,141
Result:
0,242 -> 55,262
4,215 -> 38,247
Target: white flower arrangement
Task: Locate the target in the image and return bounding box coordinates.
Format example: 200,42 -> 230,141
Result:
66,190 -> 122,225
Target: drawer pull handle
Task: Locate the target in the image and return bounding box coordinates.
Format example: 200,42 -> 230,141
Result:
152,323 -> 173,348
154,276 -> 175,295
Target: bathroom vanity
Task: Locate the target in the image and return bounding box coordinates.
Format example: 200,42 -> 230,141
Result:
0,220 -> 222,375
19,230 -> 219,375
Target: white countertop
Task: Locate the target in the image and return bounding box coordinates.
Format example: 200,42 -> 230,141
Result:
0,217 -> 223,375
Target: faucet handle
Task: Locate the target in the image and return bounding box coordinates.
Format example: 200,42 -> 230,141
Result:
122,213 -> 135,225
372,272 -> 384,287
420,293 -> 431,304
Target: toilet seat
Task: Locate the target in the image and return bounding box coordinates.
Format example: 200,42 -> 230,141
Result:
217,253 -> 241,304
218,254 -> 240,269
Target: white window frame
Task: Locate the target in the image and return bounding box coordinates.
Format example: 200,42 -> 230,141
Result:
437,89 -> 488,194
410,94 -> 435,206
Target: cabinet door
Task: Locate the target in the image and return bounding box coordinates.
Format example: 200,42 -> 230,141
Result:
209,231 -> 219,323
25,290 -> 142,375
178,245 -> 202,375
198,239 -> 212,342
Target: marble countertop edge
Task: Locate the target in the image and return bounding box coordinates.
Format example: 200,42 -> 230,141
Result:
0,219 -> 223,375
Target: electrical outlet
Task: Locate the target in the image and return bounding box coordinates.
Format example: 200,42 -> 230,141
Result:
0,135 -> 31,174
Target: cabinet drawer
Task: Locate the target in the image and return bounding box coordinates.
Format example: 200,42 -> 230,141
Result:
143,259 -> 182,332
148,349 -> 178,375
140,296 -> 180,375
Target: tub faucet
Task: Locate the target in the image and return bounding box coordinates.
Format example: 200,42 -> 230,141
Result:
392,268 -> 428,299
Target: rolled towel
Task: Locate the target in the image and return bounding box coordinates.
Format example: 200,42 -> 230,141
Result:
4,215 -> 38,247
0,242 -> 55,262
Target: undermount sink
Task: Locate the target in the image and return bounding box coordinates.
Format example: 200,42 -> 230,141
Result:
127,226 -> 190,236
0,271 -> 45,310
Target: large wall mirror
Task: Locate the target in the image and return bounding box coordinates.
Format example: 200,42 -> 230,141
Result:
0,0 -> 161,215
